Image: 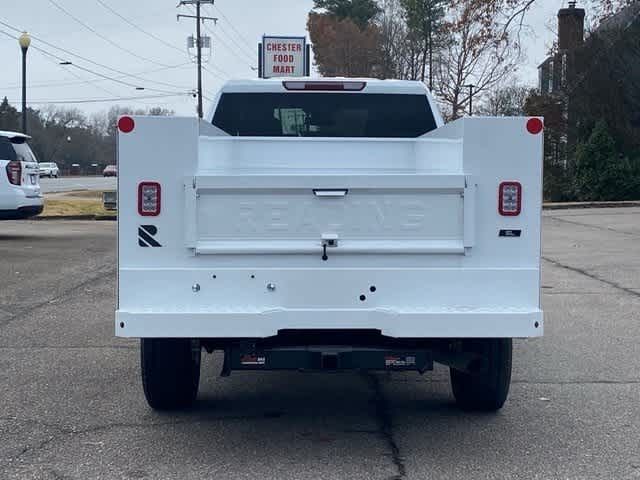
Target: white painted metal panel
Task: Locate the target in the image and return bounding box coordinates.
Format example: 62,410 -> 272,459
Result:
117,113 -> 543,339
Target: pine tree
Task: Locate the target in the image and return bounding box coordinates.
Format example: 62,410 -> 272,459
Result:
313,0 -> 381,28
0,97 -> 20,132
573,121 -> 640,201
400,0 -> 446,87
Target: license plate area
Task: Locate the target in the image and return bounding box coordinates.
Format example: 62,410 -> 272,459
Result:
228,347 -> 433,373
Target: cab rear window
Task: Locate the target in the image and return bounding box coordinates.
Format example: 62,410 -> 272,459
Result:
212,93 -> 437,138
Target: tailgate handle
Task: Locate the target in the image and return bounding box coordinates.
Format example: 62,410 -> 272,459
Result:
313,189 -> 348,198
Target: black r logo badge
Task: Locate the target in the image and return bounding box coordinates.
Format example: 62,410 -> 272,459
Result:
138,225 -> 162,247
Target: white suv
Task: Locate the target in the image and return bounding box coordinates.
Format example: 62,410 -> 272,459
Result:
0,131 -> 43,220
39,162 -> 60,178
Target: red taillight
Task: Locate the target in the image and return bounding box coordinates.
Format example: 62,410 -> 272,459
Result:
138,182 -> 161,216
499,182 -> 522,216
282,81 -> 366,91
6,161 -> 22,186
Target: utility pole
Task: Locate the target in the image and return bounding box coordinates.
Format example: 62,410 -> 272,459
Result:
178,0 -> 216,119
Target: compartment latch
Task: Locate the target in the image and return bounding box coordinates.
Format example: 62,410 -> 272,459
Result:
321,233 -> 339,261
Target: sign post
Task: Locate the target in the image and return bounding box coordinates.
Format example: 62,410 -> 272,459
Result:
259,36 -> 309,79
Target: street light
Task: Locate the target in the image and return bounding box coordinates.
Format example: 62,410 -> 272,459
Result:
463,84 -> 475,116
18,32 -> 31,134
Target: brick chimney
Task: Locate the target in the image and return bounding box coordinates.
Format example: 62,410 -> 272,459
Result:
558,1 -> 585,51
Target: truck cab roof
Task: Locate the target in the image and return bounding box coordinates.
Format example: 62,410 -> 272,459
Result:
220,77 -> 432,94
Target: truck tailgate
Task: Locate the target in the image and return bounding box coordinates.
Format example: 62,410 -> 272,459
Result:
186,173 -> 474,256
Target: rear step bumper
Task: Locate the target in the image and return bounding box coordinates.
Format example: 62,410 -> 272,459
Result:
116,308 -> 543,338
223,347 -> 433,374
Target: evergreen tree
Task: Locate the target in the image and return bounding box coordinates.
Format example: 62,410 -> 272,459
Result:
313,0 -> 381,28
400,0 -> 446,86
573,121 -> 640,201
0,97 -> 20,132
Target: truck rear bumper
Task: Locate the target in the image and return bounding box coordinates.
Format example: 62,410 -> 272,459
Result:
116,308 -> 543,338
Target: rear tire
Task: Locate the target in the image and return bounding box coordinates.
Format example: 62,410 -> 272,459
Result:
450,339 -> 512,411
141,338 -> 201,410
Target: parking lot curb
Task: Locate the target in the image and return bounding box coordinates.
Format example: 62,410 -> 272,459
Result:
34,215 -> 117,221
543,201 -> 640,210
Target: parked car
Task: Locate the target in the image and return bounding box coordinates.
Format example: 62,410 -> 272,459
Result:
39,162 -> 60,178
103,165 -> 117,177
0,131 -> 43,219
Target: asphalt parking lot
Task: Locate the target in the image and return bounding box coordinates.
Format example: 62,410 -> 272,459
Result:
1,208 -> 639,479
39,177 -> 116,194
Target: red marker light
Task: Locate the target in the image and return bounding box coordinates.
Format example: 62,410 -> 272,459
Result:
526,118 -> 543,135
118,116 -> 135,133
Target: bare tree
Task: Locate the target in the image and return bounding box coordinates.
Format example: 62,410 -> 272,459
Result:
434,0 -> 534,119
479,82 -> 532,116
377,0 -> 410,78
588,0 -> 635,23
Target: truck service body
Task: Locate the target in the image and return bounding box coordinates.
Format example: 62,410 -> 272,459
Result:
116,78 -> 543,411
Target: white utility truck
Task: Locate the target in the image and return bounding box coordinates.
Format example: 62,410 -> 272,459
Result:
116,78 -> 543,412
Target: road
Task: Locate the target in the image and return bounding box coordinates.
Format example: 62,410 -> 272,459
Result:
0,208 -> 639,479
40,177 -> 116,194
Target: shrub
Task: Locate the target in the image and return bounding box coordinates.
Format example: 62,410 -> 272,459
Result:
573,121 -> 640,201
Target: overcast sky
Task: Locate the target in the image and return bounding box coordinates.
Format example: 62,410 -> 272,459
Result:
0,0 -> 576,117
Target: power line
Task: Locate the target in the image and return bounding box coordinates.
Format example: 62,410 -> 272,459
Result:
56,58 -> 121,98
211,4 -> 256,53
4,94 -> 187,105
2,63 -> 192,90
206,5 -> 256,61
203,20 -> 256,65
0,28 -> 188,95
55,64 -> 180,108
186,5 -> 255,68
46,0 -> 175,68
201,64 -> 227,81
175,4 -> 231,80
0,20 -> 192,91
93,0 -> 187,56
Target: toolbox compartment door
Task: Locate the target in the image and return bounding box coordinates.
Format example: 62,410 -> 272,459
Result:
185,173 -> 475,256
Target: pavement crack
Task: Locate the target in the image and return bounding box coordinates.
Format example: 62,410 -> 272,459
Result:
0,265 -> 116,328
547,215 -> 640,238
542,256 -> 640,299
363,373 -> 407,480
0,414 -> 275,468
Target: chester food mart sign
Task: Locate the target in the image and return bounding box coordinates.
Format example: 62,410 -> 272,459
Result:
260,36 -> 310,78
